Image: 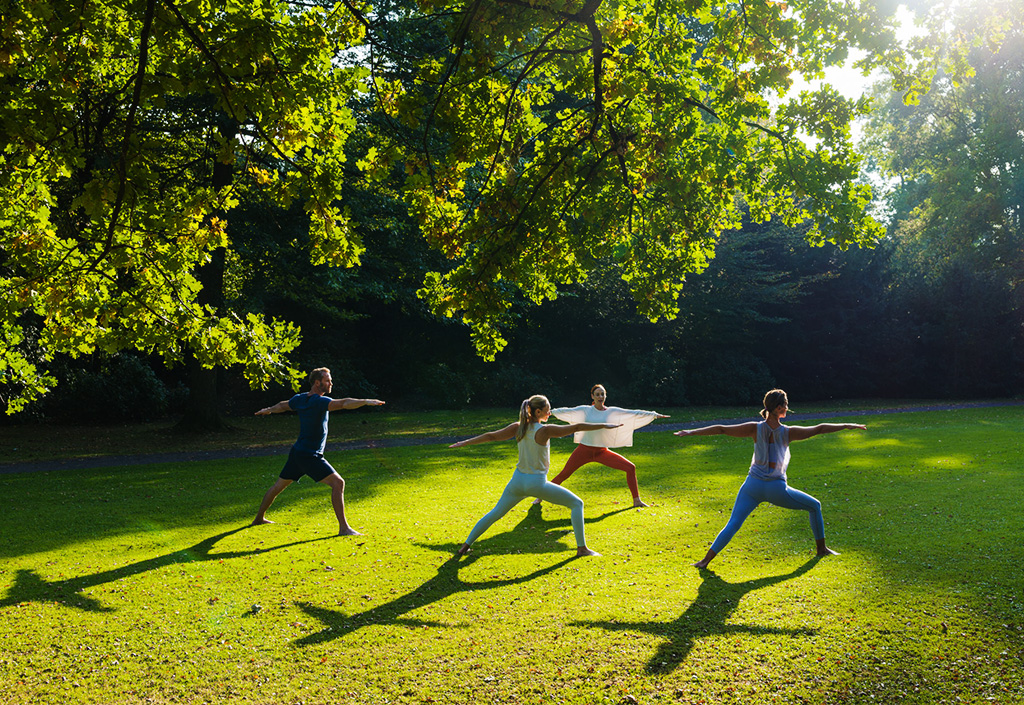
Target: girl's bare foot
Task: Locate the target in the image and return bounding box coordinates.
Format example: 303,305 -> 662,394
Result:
532,498 -> 542,505
576,546 -> 601,558
338,527 -> 363,536
632,497 -> 650,508
456,543 -> 472,556
251,518 -> 274,526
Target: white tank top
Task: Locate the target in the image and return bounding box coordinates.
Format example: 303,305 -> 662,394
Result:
749,421 -> 790,481
515,423 -> 550,475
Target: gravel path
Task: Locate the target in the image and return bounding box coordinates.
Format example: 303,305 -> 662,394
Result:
2,400 -> 1020,475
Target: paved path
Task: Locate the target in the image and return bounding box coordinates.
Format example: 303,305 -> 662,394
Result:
2,400 -> 1020,475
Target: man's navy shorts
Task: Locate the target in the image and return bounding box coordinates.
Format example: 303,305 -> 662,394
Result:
280,448 -> 336,482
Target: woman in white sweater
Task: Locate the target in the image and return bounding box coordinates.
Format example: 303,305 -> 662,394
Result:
536,384 -> 668,508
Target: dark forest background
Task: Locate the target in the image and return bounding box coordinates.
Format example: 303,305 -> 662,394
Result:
9,27 -> 1023,425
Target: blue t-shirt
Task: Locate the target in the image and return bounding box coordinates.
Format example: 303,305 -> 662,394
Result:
289,393 -> 333,454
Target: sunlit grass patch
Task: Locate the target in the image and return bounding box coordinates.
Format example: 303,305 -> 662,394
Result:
1,406 -> 1023,703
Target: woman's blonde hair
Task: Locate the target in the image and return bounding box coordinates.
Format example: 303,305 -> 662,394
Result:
516,395 -> 550,441
760,389 -> 788,419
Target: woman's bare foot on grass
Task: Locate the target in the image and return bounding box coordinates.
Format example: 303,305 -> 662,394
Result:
456,543 -> 472,556
815,539 -> 838,557
693,548 -> 717,568
576,547 -> 601,558
338,527 -> 363,536
251,518 -> 274,526
632,497 -> 650,508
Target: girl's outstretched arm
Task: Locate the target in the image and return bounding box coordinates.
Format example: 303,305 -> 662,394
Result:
449,422 -> 520,448
674,422 -> 758,439
536,422 -> 621,443
788,423 -> 866,442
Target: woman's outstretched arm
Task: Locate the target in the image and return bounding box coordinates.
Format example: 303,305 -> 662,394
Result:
536,422 -> 621,443
449,422 -> 520,448
788,423 -> 866,442
674,422 -> 758,439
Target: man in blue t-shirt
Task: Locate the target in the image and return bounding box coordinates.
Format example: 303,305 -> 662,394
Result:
251,367 -> 385,535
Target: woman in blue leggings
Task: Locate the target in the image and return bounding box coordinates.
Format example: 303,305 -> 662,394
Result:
450,394 -> 621,558
675,389 -> 866,568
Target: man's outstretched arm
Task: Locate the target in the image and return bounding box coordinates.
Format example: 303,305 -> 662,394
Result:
256,400 -> 291,415
328,398 -> 386,411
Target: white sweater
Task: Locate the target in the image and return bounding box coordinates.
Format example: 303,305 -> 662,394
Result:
549,405 -> 661,448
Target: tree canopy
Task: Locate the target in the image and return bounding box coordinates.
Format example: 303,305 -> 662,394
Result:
1,0 -> 929,413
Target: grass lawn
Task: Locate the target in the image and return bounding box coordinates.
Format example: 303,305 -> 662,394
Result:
1,405 -> 1022,703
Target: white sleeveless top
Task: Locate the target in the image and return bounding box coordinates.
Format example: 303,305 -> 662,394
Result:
749,421 -> 790,481
515,423 -> 550,475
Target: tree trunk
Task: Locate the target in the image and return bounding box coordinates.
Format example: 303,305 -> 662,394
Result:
175,116 -> 236,433
175,354 -> 230,433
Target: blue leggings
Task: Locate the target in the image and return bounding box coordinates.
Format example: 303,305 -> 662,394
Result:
465,471 -> 587,547
710,475 -> 824,554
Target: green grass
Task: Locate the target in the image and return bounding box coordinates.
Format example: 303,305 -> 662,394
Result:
2,406 -> 1023,704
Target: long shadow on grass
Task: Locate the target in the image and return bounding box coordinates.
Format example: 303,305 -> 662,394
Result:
416,502 -> 633,556
572,557 -> 820,674
294,552 -> 575,647
0,526 -> 329,612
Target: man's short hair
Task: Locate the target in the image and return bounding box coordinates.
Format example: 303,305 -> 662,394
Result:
308,367 -> 331,387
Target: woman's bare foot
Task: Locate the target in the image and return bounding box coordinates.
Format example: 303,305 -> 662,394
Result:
632,497 -> 650,508
532,498 -> 542,505
338,527 -> 363,536
815,539 -> 838,556
456,543 -> 472,556
576,546 -> 601,557
251,517 -> 274,526
693,548 -> 717,568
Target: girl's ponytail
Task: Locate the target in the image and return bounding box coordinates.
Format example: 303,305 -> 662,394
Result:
516,399 -> 531,441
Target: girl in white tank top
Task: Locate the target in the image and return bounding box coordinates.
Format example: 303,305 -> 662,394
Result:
449,395 -> 623,558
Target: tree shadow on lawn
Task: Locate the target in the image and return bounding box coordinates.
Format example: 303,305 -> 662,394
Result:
0,526 -> 330,613
572,557 -> 821,675
293,551 -> 574,648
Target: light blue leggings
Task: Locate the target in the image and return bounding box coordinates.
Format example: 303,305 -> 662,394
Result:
465,471 -> 586,547
710,474 -> 824,553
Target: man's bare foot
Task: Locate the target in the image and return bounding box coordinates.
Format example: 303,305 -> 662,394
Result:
456,543 -> 472,556
632,498 -> 650,508
576,547 -> 601,557
251,518 -> 274,526
338,527 -> 363,536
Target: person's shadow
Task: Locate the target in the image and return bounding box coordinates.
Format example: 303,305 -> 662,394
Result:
292,502 -> 618,647
293,552 -> 574,647
0,526 -> 330,612
571,557 -> 822,674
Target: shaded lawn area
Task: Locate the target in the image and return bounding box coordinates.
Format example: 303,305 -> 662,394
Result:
1,406 -> 1022,704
